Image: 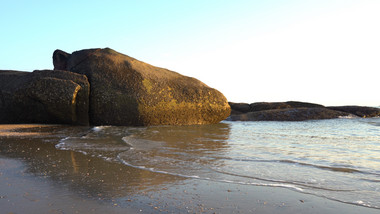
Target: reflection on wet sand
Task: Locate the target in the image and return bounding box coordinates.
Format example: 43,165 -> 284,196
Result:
70,151 -> 80,173
119,123 -> 231,173
2,124 -> 380,214
140,123 -> 230,151
0,135 -> 177,199
0,123 -> 231,200
0,124 -> 53,137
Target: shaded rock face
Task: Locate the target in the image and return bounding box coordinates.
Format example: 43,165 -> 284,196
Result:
228,102 -> 251,115
0,70 -> 89,125
327,106 -> 380,118
228,107 -> 351,121
250,101 -> 324,111
54,48 -> 230,126
229,101 -> 324,115
227,101 -> 360,121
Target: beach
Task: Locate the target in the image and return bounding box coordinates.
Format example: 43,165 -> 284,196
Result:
1,124 -> 379,214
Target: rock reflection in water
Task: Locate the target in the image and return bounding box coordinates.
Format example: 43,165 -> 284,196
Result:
0,123 -> 231,200
118,123 -> 231,177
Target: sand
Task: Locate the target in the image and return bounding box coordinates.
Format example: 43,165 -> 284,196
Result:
0,124 -> 54,137
0,124 -> 379,214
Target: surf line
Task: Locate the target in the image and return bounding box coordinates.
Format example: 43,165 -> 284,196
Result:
115,154 -> 304,192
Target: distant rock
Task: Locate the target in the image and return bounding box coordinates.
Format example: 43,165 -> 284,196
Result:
250,101 -> 324,112
227,107 -> 352,121
226,101 -> 377,121
327,106 -> 380,118
0,70 -> 89,125
228,102 -> 251,115
229,101 -> 324,114
53,48 -> 230,126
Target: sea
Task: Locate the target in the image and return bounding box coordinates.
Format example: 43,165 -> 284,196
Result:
51,117 -> 380,210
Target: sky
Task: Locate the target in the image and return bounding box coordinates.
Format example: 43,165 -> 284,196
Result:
1,0 -> 379,106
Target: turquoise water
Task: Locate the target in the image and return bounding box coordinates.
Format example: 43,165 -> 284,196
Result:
56,118 -> 380,209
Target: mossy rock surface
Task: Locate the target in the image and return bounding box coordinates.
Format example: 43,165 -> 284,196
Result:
54,48 -> 230,126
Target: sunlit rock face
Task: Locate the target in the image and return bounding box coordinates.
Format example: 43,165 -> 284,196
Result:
0,70 -> 90,125
53,48 -> 230,126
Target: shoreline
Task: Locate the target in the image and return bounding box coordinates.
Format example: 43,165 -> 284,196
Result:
1,156 -> 379,214
1,124 -> 379,213
0,157 -> 134,214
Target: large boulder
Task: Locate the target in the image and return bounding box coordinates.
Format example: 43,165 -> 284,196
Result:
53,48 -> 230,126
228,107 -> 352,121
0,70 -> 90,125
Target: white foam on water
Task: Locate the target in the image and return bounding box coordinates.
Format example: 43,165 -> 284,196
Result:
52,121 -> 380,210
55,137 -> 70,150
121,136 -> 165,150
116,153 -> 304,192
338,115 -> 359,119
91,126 -> 111,132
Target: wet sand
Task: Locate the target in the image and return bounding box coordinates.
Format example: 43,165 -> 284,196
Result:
0,124 -> 53,137
1,124 -> 379,214
0,157 -> 133,214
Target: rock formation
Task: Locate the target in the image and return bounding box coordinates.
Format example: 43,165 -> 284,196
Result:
227,101 -> 370,121
53,48 -> 230,126
228,107 -> 351,121
229,101 -> 324,115
2,47 -> 377,125
327,106 -> 380,118
0,70 -> 89,125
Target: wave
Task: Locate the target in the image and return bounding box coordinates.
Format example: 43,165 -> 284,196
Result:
365,121 -> 380,127
216,156 -> 380,176
55,128 -> 131,163
91,126 -> 110,132
120,136 -> 377,177
338,115 -> 359,119
116,152 -> 380,210
51,123 -> 380,210
116,153 -> 305,192
211,168 -> 354,192
116,152 -> 380,209
122,135 -> 165,150
360,178 -> 380,183
278,160 -> 362,174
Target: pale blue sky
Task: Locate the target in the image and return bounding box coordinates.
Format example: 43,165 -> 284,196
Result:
1,0 -> 379,106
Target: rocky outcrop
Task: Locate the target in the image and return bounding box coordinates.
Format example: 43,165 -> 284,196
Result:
228,107 -> 351,121
0,70 -> 89,125
327,106 -> 380,118
227,101 -> 361,121
250,101 -> 324,111
53,48 -> 230,126
228,102 -> 251,115
229,101 -> 324,115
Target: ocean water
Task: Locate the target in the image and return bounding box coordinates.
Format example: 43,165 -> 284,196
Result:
53,117 -> 380,210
